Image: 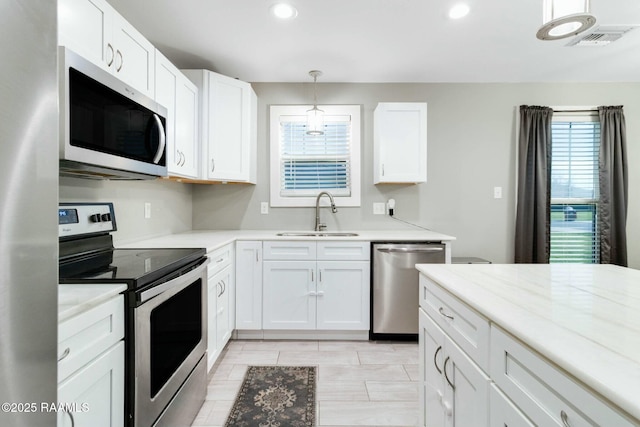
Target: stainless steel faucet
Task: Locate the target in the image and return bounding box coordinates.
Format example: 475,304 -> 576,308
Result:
315,191 -> 338,231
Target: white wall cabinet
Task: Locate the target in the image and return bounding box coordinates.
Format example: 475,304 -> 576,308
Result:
182,69 -> 257,183
235,241 -> 263,330
373,102 -> 427,184
155,50 -> 199,178
57,295 -> 125,427
262,241 -> 370,331
419,309 -> 490,427
58,0 -> 155,98
206,243 -> 234,371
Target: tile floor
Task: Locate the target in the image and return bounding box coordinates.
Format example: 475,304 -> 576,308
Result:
191,339 -> 419,427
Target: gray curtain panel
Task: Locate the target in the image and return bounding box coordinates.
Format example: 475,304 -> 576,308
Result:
598,106 -> 628,266
514,106 -> 553,263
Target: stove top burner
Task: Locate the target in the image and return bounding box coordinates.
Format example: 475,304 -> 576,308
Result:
59,247 -> 206,290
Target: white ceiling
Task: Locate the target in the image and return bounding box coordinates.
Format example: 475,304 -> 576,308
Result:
107,0 -> 640,83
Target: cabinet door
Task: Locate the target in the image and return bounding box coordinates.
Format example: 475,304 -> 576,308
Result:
446,334 -> 490,427
174,74 -> 199,177
57,341 -> 124,427
156,51 -> 199,178
316,261 -> 370,330
263,261 -> 316,330
110,12 -> 155,98
207,274 -> 218,371
489,385 -> 535,427
205,72 -> 252,181
216,264 -> 233,348
420,310 -> 447,427
58,0 -> 114,70
373,102 -> 427,184
235,241 -> 263,330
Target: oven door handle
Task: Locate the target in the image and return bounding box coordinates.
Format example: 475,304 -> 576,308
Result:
139,257 -> 210,303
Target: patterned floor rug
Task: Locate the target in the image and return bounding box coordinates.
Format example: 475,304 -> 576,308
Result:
225,365 -> 316,427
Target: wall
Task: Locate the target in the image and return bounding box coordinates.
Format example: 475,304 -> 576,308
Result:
59,177 -> 193,246
192,82 -> 640,267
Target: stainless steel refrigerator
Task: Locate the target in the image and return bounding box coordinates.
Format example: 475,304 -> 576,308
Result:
0,1 -> 58,425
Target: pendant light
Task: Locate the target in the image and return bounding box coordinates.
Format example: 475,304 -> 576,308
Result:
306,70 -> 324,136
536,0 -> 596,41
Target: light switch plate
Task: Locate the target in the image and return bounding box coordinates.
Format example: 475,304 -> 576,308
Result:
493,187 -> 502,199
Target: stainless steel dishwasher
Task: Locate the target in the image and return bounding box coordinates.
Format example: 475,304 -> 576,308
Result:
371,242 -> 446,340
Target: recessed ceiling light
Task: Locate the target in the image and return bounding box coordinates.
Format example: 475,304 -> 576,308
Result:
271,3 -> 298,20
449,3 -> 470,19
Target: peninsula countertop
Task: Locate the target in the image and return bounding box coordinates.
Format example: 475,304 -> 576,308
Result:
415,263 -> 640,422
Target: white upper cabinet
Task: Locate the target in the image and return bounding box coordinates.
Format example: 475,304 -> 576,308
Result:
183,69 -> 257,183
58,0 -> 155,98
155,51 -> 199,178
373,102 -> 427,184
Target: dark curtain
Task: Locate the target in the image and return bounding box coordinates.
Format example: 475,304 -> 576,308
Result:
514,106 -> 553,263
598,106 -> 628,266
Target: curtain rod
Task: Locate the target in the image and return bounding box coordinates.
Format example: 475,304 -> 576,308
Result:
552,106 -> 598,113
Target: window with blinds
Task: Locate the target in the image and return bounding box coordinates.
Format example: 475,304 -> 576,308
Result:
281,117 -> 351,196
269,105 -> 361,207
550,111 -> 600,263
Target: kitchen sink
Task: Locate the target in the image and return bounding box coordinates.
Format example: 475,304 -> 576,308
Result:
276,232 -> 359,237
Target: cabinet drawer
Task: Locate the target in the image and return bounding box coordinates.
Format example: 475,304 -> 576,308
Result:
420,275 -> 490,372
491,326 -> 636,427
489,384 -> 534,427
208,243 -> 233,277
58,295 -> 124,383
263,241 -> 316,260
317,241 -> 369,261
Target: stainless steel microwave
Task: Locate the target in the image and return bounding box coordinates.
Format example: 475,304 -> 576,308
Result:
59,47 -> 167,180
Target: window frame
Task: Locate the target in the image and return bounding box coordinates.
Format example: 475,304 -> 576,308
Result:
269,104 -> 361,207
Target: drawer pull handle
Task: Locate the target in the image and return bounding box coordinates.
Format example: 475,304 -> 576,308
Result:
439,307 -> 454,320
444,356 -> 455,390
434,345 -> 443,374
65,410 -> 76,427
561,410 -> 570,427
58,347 -> 70,362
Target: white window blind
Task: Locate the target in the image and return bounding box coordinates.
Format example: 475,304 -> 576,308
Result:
550,112 -> 600,263
280,116 -> 352,197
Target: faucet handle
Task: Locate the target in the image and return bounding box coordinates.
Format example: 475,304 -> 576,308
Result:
317,223 -> 327,231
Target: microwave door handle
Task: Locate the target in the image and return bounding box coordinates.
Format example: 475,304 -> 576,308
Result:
152,114 -> 166,164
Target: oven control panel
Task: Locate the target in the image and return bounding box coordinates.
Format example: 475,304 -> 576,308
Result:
59,202 -> 117,238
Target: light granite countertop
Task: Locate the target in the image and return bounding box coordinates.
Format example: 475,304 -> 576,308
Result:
58,284 -> 127,322
415,263 -> 640,423
119,229 -> 456,253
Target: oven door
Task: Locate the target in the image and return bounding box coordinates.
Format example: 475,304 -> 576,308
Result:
133,257 -> 209,427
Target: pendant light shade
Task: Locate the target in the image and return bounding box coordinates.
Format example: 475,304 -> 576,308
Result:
536,0 -> 596,41
306,70 -> 324,136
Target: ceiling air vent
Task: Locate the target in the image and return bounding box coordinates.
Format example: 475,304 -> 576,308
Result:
567,25 -> 638,47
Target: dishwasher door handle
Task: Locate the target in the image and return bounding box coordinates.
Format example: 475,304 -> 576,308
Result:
377,247 -> 444,253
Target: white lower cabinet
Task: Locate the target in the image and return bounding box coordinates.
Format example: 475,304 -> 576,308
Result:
57,342 -> 124,427
262,241 -> 370,331
206,243 -> 234,371
57,294 -> 124,427
235,241 -> 263,330
419,308 -> 490,427
419,273 -> 638,427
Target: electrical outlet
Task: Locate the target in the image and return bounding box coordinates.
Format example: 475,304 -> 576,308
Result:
373,202 -> 386,215
494,187 -> 503,199
144,202 -> 151,219
261,202 -> 269,214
